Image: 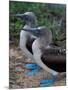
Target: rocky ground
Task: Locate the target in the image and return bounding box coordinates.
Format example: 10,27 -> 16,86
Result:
9,45 -> 66,89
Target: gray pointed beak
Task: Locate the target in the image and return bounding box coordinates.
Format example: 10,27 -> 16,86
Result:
23,28 -> 41,35
23,29 -> 35,32
23,28 -> 37,32
14,14 -> 24,17
10,13 -> 25,19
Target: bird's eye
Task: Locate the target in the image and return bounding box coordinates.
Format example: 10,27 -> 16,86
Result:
25,16 -> 32,22
25,17 -> 28,20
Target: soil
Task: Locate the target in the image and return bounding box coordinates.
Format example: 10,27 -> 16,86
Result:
9,45 -> 66,89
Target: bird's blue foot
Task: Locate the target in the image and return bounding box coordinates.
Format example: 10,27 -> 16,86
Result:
23,63 -> 40,70
23,63 -> 40,76
39,75 -> 56,87
39,79 -> 54,87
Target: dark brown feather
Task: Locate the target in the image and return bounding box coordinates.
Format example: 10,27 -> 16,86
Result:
41,47 -> 66,72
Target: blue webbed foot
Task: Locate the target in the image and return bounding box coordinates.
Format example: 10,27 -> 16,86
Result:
23,63 -> 40,76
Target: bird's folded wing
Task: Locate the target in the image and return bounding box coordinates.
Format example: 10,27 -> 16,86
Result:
41,47 -> 66,72
41,47 -> 66,64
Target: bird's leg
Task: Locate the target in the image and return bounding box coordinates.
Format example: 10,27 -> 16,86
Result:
32,39 -> 58,76
20,30 -> 39,75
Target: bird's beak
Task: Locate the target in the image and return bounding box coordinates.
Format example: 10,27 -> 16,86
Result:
23,28 -> 37,32
23,28 -> 40,35
14,14 -> 24,18
10,13 -> 25,19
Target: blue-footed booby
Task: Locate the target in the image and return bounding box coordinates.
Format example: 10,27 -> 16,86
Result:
14,12 -> 66,84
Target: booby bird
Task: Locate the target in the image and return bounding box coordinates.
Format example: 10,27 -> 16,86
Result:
14,12 -> 66,79
23,26 -> 66,76
15,12 -> 37,61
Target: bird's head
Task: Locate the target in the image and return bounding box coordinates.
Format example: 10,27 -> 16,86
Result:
13,12 -> 37,27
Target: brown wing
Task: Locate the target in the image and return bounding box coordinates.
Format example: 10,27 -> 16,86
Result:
41,47 -> 66,72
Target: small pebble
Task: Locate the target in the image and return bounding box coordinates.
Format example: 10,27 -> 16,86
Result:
15,66 -> 22,72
